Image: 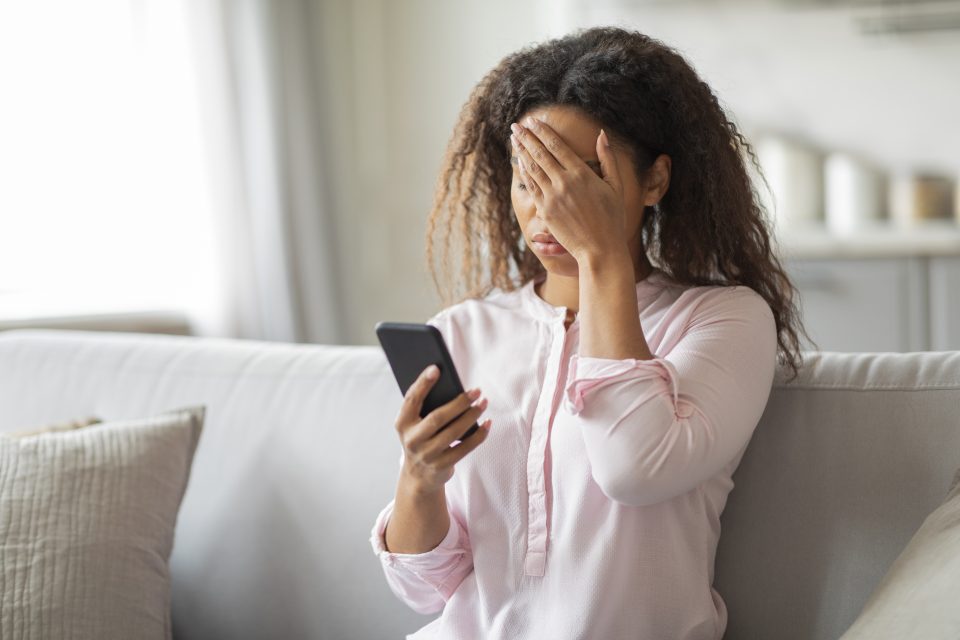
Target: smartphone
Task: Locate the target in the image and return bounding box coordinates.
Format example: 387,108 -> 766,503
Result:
375,321 -> 480,442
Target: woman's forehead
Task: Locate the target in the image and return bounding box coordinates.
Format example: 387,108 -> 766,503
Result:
521,105 -> 599,137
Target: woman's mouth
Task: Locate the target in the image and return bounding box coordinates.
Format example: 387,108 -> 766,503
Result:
532,240 -> 569,255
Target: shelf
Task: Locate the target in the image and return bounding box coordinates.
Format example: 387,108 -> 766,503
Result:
775,220 -> 960,258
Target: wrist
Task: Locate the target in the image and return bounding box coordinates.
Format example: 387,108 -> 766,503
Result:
398,467 -> 445,501
579,245 -> 634,279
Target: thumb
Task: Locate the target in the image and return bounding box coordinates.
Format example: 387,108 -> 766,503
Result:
597,129 -> 621,195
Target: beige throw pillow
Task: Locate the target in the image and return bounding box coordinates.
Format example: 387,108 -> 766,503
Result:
839,467 -> 960,639
0,406 -> 205,640
4,415 -> 103,438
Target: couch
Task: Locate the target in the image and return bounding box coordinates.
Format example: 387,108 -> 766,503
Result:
1,328 -> 958,640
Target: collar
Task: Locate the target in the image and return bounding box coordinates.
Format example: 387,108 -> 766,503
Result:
519,267 -> 671,324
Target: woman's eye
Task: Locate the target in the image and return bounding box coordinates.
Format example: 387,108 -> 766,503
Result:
516,182 -> 527,191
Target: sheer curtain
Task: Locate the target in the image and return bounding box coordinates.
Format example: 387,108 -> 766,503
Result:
185,0 -> 344,343
0,0 -> 344,344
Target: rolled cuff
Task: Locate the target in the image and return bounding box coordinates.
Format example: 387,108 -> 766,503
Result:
564,354 -> 681,415
369,498 -> 469,602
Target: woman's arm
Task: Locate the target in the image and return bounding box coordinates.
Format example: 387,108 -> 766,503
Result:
564,279 -> 779,507
384,475 -> 451,554
577,249 -> 654,361
370,447 -> 474,615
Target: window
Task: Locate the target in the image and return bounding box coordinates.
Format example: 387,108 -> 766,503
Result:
0,1 -> 220,326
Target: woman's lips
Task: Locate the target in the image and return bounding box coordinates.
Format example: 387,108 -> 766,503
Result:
532,240 -> 568,255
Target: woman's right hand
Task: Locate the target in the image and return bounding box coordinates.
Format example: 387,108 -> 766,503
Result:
395,364 -> 492,495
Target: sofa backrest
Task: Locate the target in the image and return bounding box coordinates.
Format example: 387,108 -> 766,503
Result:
715,350 -> 960,639
1,329 -> 958,640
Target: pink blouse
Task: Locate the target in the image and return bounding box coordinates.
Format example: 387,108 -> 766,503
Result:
369,267 -> 778,639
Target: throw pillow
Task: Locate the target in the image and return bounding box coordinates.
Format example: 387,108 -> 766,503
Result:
4,415 -> 103,438
0,405 -> 205,640
839,466 -> 960,639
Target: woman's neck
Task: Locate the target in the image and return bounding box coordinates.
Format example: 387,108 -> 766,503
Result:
534,258 -> 655,315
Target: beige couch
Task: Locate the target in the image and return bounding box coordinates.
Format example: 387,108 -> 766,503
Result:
1,328 -> 958,639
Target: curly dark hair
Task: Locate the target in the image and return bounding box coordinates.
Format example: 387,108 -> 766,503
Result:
424,25 -> 816,383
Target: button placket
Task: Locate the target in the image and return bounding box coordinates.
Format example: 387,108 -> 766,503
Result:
523,312 -> 568,577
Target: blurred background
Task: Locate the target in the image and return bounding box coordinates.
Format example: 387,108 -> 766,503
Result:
1,0 -> 958,352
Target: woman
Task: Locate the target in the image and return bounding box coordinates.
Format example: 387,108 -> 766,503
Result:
370,25 -> 813,640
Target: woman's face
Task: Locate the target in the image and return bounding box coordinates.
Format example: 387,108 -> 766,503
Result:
509,105 -> 669,276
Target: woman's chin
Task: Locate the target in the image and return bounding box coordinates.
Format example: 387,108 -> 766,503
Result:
538,259 -> 580,279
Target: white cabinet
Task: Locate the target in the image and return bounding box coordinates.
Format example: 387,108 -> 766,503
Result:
929,256 -> 960,350
785,256 -> 958,352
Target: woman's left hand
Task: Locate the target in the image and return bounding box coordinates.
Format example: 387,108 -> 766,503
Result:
510,117 -> 628,264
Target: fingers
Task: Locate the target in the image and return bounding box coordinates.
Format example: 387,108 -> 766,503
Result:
510,119 -> 564,182
435,418 -> 491,467
517,156 -> 543,200
404,386 -> 482,449
597,128 -> 622,195
511,135 -> 547,196
395,366 -> 495,474
511,125 -> 558,188
421,396 -> 490,458
522,117 -> 583,173
396,364 -> 441,433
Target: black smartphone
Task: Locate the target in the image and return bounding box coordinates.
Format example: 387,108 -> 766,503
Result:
375,321 -> 480,442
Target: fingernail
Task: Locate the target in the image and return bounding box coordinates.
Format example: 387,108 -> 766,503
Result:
467,388 -> 481,400
426,365 -> 439,378
510,122 -> 520,136
601,128 -> 610,148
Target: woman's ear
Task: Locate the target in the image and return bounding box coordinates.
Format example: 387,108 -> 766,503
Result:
644,154 -> 672,206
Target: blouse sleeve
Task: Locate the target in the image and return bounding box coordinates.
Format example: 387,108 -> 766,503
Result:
368,307 -> 474,615
368,492 -> 474,615
562,286 -> 778,507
